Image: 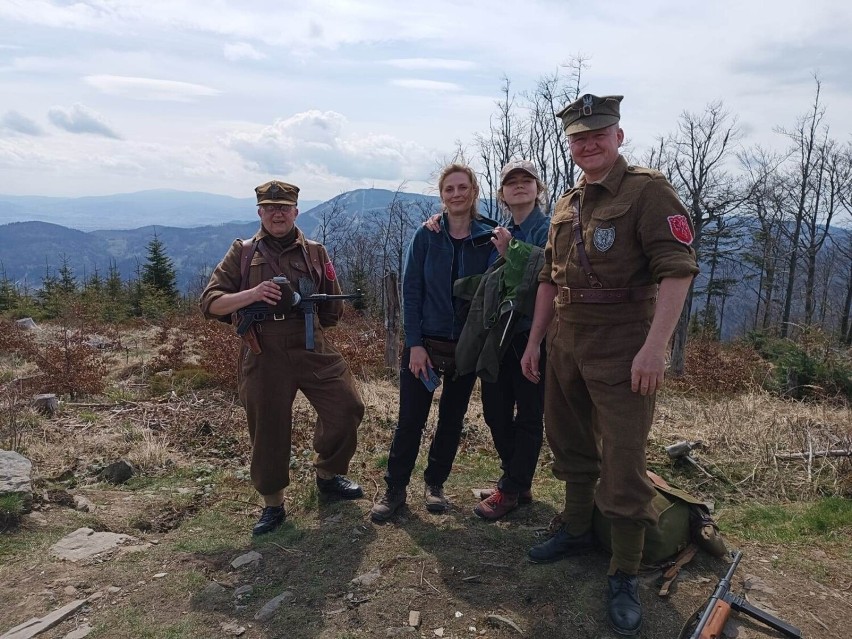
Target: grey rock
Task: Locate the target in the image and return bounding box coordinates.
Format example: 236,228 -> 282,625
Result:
0,598 -> 86,639
233,585 -> 253,598
98,460 -> 134,485
349,566 -> 381,588
0,450 -> 33,513
253,591 -> 295,622
230,551 -> 262,569
219,621 -> 246,636
72,495 -> 94,512
49,528 -> 138,562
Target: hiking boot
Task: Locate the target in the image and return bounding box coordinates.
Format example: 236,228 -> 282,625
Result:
473,488 -> 519,520
252,504 -> 286,536
424,484 -> 449,513
527,526 -> 595,563
607,571 -> 642,636
316,475 -> 364,500
479,487 -> 533,504
370,486 -> 406,522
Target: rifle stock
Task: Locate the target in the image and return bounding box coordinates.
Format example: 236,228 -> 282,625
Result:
690,551 -> 802,639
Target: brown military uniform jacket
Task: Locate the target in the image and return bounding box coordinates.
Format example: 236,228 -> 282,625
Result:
199,225 -> 363,496
540,155 -> 699,324
200,226 -> 343,327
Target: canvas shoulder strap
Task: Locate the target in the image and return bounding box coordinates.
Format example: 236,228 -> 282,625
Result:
304,240 -> 325,282
238,238 -> 257,292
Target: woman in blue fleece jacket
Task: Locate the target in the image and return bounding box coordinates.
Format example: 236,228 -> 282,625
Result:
371,163 -> 496,522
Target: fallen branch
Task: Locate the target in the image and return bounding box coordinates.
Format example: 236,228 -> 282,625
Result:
774,449 -> 852,461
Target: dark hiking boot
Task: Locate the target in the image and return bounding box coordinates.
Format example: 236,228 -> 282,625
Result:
608,570 -> 642,636
424,484 -> 449,513
252,504 -> 285,536
479,487 -> 533,504
473,488 -> 519,520
316,475 -> 364,499
527,526 -> 595,563
370,486 -> 407,522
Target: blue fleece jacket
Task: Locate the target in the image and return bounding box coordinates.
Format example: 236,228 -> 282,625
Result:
403,213 -> 497,347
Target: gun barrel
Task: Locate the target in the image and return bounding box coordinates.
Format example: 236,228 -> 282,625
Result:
691,552 -> 742,639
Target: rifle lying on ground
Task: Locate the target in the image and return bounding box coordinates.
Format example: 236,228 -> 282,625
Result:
687,550 -> 802,639
235,276 -> 362,354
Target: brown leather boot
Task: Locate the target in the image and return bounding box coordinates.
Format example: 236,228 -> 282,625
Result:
474,488 -> 519,520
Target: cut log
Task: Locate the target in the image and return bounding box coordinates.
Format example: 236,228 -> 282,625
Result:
32,394 -> 58,417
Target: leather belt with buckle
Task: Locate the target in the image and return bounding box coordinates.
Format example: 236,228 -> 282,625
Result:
558,284 -> 657,304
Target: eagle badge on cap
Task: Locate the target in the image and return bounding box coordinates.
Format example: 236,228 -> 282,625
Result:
593,226 -> 615,252
667,215 -> 694,245
582,94 -> 594,116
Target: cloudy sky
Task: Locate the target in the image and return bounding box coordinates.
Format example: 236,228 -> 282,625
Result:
1,0 -> 851,201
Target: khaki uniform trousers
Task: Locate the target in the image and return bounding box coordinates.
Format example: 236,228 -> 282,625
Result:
238,319 -> 364,496
544,317 -> 658,527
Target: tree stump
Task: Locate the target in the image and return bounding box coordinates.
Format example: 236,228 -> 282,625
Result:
33,394 -> 59,417
15,317 -> 38,330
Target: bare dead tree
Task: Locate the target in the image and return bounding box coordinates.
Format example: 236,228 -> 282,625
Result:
775,77 -> 826,338
665,101 -> 743,374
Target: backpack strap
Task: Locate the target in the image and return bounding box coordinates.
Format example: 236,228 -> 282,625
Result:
239,238 -> 257,292
304,240 -> 325,283
658,543 -> 698,597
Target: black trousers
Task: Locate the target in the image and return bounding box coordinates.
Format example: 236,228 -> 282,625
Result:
480,332 -> 545,494
385,346 -> 478,489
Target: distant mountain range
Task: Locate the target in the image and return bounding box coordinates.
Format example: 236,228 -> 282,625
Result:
0,188 -> 446,292
0,190 -> 324,231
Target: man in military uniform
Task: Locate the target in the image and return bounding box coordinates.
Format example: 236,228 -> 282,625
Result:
201,180 -> 365,536
519,95 -> 698,636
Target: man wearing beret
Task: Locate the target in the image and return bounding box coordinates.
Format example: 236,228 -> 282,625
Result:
519,95 -> 698,635
201,180 -> 365,536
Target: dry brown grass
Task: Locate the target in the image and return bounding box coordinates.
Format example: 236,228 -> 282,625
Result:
652,389 -> 851,503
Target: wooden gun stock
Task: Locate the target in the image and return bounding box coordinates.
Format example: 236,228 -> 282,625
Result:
698,599 -> 731,639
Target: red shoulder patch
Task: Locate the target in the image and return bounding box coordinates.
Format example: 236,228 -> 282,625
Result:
667,215 -> 693,245
324,260 -> 337,281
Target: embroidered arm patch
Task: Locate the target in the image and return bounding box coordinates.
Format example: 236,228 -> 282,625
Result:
324,260 -> 337,281
667,215 -> 693,245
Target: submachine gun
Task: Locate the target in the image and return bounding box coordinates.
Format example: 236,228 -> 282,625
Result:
235,276 -> 362,353
684,550 -> 802,639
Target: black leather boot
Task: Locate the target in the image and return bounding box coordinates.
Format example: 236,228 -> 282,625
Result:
607,570 -> 642,636
527,527 -> 595,563
252,504 -> 285,536
316,475 -> 364,499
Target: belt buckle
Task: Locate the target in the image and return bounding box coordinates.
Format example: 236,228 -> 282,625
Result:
273,313 -> 286,321
561,287 -> 572,304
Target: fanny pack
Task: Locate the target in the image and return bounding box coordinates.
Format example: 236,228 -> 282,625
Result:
423,338 -> 457,375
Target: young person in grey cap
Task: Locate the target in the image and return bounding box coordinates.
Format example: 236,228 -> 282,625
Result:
472,160 -> 550,520
519,95 -> 698,635
200,180 -> 365,536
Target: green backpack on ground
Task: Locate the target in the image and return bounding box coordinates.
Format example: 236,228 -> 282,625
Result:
592,471 -> 727,566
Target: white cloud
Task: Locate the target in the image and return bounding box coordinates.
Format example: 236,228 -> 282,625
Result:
385,58 -> 477,71
390,79 -> 462,92
225,110 -> 434,181
84,75 -> 220,102
47,103 -> 120,139
0,111 -> 44,136
223,42 -> 266,62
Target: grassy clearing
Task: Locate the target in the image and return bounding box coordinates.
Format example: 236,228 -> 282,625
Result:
719,496 -> 852,546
